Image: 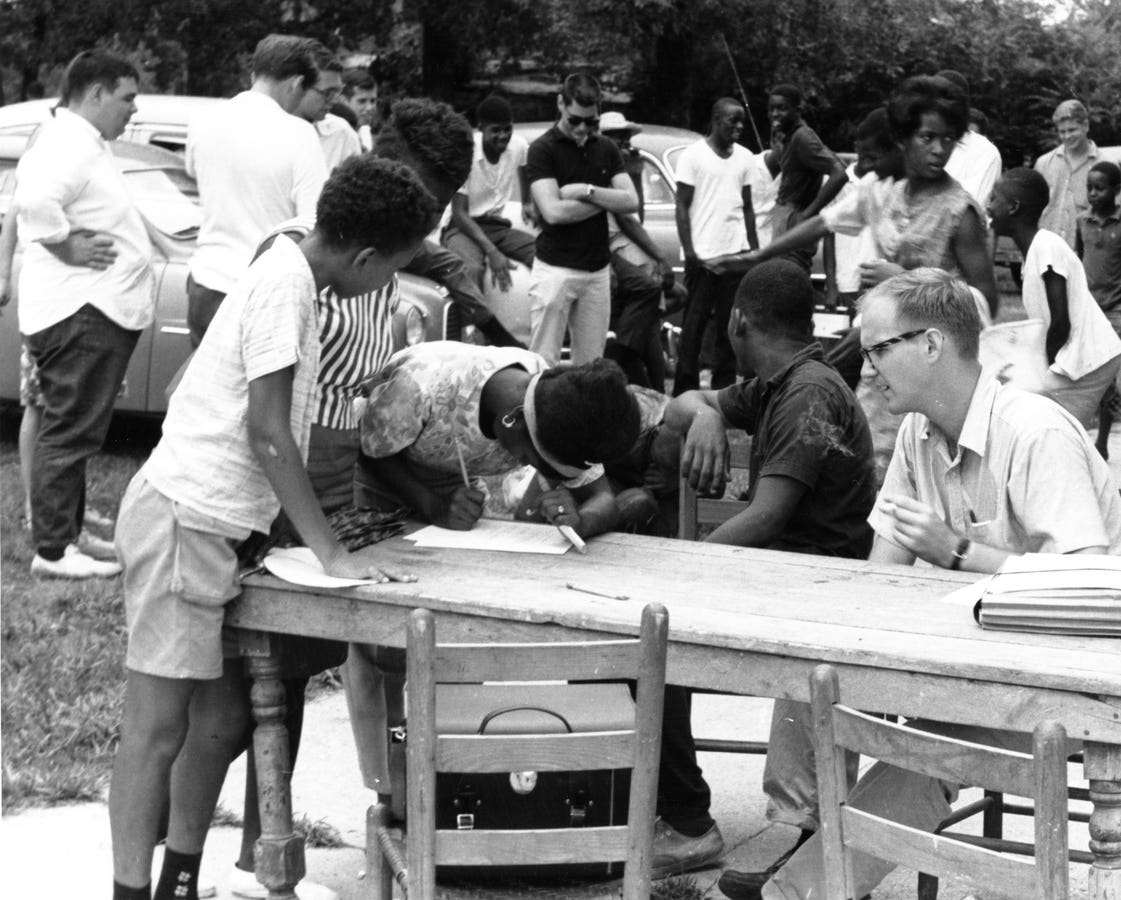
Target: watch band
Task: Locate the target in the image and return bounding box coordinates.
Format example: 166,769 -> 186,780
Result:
949,537 -> 971,570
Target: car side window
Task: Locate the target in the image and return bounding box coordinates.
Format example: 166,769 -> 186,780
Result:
641,156 -> 674,206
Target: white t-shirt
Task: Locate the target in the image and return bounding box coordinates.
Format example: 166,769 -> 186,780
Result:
460,131 -> 528,219
1022,229 -> 1121,380
187,90 -> 327,294
15,109 -> 155,335
316,113 -> 362,172
675,140 -> 760,259
142,235 -> 321,533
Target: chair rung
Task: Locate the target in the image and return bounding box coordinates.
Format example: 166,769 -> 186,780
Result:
998,800 -> 1090,824
935,797 -> 995,832
694,738 -> 768,755
939,830 -> 1094,865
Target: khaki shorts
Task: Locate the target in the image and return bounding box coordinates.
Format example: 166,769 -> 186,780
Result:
117,475 -> 248,680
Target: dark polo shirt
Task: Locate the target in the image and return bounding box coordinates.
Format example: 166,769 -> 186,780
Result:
717,343 -> 876,558
776,122 -> 842,211
526,126 -> 625,271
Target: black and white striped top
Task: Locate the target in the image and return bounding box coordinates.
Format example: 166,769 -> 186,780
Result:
314,276 -> 400,430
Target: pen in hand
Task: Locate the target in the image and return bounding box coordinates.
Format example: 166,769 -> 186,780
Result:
454,438 -> 471,489
536,473 -> 587,554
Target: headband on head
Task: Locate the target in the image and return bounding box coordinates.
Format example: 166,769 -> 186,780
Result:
522,372 -> 588,480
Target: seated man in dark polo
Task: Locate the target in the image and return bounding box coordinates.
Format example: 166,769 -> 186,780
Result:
658,259 -> 876,884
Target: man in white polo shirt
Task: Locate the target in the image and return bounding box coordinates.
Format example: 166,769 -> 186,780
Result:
294,57 -> 361,171
185,33 -> 330,346
15,49 -> 154,579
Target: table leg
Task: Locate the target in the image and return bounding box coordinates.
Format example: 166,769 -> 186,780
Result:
1087,742 -> 1121,900
247,647 -> 306,900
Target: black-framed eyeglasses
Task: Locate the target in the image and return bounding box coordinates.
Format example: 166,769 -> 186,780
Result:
310,85 -> 343,102
860,329 -> 928,366
567,114 -> 600,129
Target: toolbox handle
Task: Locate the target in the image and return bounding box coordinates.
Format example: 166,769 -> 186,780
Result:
477,706 -> 574,734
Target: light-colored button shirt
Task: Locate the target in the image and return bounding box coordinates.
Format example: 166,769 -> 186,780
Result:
460,131 -> 528,219
187,90 -> 327,294
871,376 -> 1121,556
14,108 -> 155,336
142,235 -> 321,534
1034,139 -> 1100,249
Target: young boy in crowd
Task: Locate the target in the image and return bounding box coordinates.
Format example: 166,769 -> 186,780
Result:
107,155 -> 438,900
443,94 -> 537,294
987,167 -> 1121,429
1076,161 -> 1121,456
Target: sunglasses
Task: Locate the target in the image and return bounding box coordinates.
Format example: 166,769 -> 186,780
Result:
567,114 -> 600,129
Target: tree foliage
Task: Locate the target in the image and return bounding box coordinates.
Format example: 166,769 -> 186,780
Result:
2,0 -> 1119,161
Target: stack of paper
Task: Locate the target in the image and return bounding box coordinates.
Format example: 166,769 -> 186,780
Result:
976,553 -> 1121,636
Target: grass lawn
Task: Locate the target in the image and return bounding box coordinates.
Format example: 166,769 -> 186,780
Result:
1,413 -> 158,811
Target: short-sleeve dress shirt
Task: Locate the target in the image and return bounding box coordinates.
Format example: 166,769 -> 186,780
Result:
1035,140 -> 1101,249
870,376 -> 1121,556
716,343 -> 877,557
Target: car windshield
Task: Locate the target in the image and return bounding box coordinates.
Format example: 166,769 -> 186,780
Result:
124,167 -> 201,239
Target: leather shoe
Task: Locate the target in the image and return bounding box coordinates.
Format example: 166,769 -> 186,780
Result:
650,818 -> 725,879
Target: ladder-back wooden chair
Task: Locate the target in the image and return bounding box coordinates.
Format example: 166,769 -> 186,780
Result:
366,602 -> 669,900
810,663 -> 1070,900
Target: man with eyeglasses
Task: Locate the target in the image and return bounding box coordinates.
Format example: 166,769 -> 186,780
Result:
524,72 -> 640,364
185,34 -> 330,346
721,266 -> 1121,900
295,58 -> 361,171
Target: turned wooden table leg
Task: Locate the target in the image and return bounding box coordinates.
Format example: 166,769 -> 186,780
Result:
1086,742 -> 1121,900
243,631 -> 305,900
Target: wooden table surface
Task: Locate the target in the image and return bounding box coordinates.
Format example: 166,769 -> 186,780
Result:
227,530 -> 1121,899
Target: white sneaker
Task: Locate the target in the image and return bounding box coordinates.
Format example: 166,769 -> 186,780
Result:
76,530 -> 118,560
30,545 -> 121,579
229,865 -> 337,900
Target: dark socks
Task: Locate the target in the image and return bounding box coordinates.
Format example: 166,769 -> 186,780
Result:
113,882 -> 151,900
37,544 -> 65,561
153,847 -> 202,900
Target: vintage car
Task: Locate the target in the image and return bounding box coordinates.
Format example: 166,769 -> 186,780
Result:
0,102 -> 457,415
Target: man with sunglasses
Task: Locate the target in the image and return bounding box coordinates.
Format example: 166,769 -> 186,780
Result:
185,34 -> 330,346
717,267 -> 1121,900
525,73 -> 640,364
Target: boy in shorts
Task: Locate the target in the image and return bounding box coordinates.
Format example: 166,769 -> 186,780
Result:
108,154 -> 438,900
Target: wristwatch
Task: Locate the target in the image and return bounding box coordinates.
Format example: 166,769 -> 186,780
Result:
949,537 -> 971,570
585,184 -> 596,200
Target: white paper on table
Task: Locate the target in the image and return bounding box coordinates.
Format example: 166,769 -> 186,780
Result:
262,546 -> 382,588
940,576 -> 990,609
404,519 -> 571,554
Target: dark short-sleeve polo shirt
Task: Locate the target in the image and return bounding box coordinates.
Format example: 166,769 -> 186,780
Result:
716,343 -> 876,557
776,123 -> 841,211
526,126 -> 625,271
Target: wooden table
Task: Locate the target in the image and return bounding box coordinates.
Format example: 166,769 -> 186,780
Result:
227,531 -> 1121,899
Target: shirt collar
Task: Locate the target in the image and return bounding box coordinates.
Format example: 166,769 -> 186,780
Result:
1052,139 -> 1099,162
55,106 -> 108,149
1085,205 -> 1121,227
920,373 -> 998,460
759,342 -> 825,397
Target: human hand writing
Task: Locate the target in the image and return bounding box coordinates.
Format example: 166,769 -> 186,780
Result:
681,406 -> 729,496
537,485 -> 581,531
877,495 -> 959,568
436,484 -> 486,531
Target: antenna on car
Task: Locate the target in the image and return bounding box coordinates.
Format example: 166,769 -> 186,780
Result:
719,32 -> 764,152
